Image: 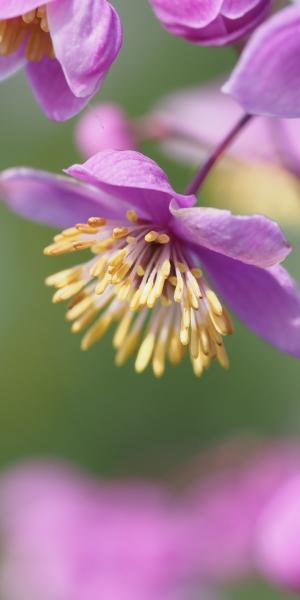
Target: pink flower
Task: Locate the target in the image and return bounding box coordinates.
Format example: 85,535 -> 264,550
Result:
181,438 -> 300,583
148,0 -> 271,46
0,1 -> 122,120
151,80 -> 300,176
0,149 -> 299,377
256,474 -> 300,592
0,462 -> 216,600
75,103 -> 137,159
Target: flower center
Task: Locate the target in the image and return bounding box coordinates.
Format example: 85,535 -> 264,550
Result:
44,210 -> 234,378
0,6 -> 54,62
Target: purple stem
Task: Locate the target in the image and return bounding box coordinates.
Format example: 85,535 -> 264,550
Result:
186,113 -> 253,196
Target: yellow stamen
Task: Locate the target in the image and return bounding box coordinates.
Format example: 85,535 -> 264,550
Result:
0,7 -> 54,61
145,231 -> 158,243
44,211 -> 234,378
126,209 -> 138,224
157,233 -> 170,245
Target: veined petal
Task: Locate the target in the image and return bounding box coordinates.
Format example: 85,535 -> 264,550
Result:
149,0 -> 270,45
201,249 -> 300,358
0,0 -> 55,19
0,168 -> 122,228
26,57 -> 90,121
170,204 -> 291,267
148,0 -> 223,28
66,150 -> 196,224
224,5 -> 300,118
48,0 -> 122,99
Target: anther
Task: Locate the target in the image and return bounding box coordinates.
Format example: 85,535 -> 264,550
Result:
145,231 -> 158,243
126,209 -> 138,224
157,234 -> 170,244
88,217 -> 107,227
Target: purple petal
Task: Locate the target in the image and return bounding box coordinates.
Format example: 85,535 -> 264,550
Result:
48,0 -> 122,99
26,57 -> 90,121
0,0 -> 55,19
224,5 -> 300,118
148,0 -> 223,28
67,150 -> 196,225
256,475 -> 300,592
0,168 -> 123,228
0,46 -> 26,81
149,0 -> 270,45
171,204 -> 291,267
200,249 -> 300,358
221,0 -> 265,18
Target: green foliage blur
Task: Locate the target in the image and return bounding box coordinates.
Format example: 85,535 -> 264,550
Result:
0,4 -> 299,596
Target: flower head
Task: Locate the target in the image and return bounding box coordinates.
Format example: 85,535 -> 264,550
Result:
224,4 -> 300,118
0,0 -> 122,120
1,150 -> 299,378
148,0 -> 271,46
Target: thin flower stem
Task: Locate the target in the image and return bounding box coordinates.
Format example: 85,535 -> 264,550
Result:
186,113 -> 253,196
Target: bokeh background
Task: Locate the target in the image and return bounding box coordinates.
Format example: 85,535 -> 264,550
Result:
0,2 -> 299,597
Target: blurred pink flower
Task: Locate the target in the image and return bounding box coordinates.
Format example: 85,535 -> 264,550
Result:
180,438 -> 300,583
256,474 -> 300,592
0,462 -> 212,600
151,80 -> 300,175
75,103 -> 137,159
1,442 -> 300,598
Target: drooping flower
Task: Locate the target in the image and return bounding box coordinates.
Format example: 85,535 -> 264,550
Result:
0,0 -> 122,120
1,149 -> 299,378
224,4 -> 300,118
147,0 -> 271,46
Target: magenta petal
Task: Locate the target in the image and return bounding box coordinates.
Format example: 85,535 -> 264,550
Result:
256,475 -> 300,592
170,204 -> 290,267
221,0 -> 265,18
0,168 -> 122,228
224,5 -> 300,118
201,249 -> 300,358
48,0 -> 122,99
0,47 -> 26,81
26,57 -> 90,121
67,150 -> 196,224
148,0 -> 223,28
0,0 -> 55,19
149,0 -> 270,45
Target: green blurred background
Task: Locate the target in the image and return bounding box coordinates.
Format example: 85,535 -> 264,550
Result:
0,3 -> 299,597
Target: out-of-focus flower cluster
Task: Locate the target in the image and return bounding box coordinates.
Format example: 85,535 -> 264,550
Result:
2,439 -> 300,599
74,79 -> 300,229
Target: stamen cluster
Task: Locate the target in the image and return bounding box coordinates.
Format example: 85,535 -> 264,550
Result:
44,209 -> 233,377
0,6 -> 54,61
